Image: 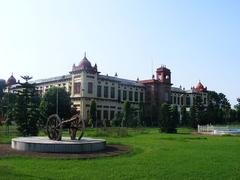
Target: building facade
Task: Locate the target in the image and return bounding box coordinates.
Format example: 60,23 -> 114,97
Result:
31,55 -> 145,121
5,55 -> 209,122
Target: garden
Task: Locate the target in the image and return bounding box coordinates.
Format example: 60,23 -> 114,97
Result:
1,127 -> 240,179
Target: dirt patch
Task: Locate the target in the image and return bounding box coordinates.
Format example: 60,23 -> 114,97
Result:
0,144 -> 130,159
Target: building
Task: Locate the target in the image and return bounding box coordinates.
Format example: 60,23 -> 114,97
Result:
5,55 -> 209,122
31,55 -> 145,121
171,82 -> 208,109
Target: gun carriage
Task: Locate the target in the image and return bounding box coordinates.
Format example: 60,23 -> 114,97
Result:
46,114 -> 85,141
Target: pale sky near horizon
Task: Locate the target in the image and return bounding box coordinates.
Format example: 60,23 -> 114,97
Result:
0,0 -> 239,106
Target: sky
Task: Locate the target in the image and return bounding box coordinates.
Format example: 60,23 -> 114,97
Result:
0,0 -> 239,106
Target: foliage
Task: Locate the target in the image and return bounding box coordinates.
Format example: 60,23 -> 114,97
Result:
207,91 -> 231,124
89,100 -> 97,127
121,101 -> 132,127
169,105 -> 179,131
180,106 -> 188,126
159,103 -> 178,133
234,98 -> 240,122
39,87 -> 72,127
1,93 -> 17,123
14,78 -> 40,136
111,112 -> 122,127
190,105 -> 198,128
0,79 -> 6,100
138,102 -> 145,127
0,80 -> 6,119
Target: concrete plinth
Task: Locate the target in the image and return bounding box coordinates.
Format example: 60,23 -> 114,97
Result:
11,137 -> 106,153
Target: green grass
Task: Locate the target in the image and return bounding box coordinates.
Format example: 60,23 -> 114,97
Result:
1,128 -> 240,179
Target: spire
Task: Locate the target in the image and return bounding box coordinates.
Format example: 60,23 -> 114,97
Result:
84,51 -> 86,58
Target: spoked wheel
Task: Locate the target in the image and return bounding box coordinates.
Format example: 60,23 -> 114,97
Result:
46,114 -> 62,141
69,114 -> 85,140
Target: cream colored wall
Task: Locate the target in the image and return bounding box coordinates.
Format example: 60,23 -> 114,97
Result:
172,91 -> 208,108
35,71 -> 145,121
36,80 -> 71,94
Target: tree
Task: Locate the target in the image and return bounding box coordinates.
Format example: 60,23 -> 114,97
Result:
39,87 -> 72,127
121,101 -> 131,127
138,102 -> 145,127
0,79 -> 6,100
169,105 -> 179,133
234,98 -> 240,122
159,103 -> 177,133
229,109 -> 237,123
1,93 -> 17,122
190,105 -> 198,128
195,95 -> 207,125
180,106 -> 188,126
0,79 -> 6,118
207,91 -> 231,124
14,76 -> 40,136
206,102 -> 215,125
89,100 -> 97,127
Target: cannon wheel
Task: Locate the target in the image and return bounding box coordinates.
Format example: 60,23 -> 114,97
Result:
46,114 -> 62,141
69,114 -> 85,140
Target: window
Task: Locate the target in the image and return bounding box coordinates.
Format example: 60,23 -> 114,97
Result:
129,91 -> 133,101
186,97 -> 190,106
97,85 -> 102,97
74,82 -> 81,94
181,96 -> 184,105
103,110 -> 108,120
111,87 -> 115,99
123,90 -> 127,101
140,92 -> 144,102
165,92 -> 169,102
88,82 -> 93,94
135,92 -> 138,102
97,110 -> 102,120
104,86 -> 108,98
174,96 -> 176,104
110,111 -> 115,120
118,90 -> 121,101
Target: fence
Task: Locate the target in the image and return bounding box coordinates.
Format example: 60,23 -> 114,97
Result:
197,124 -> 214,133
0,125 -> 18,135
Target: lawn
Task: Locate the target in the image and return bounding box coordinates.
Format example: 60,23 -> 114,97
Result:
0,127 -> 240,179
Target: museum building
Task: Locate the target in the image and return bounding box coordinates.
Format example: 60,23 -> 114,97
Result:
5,55 -> 208,121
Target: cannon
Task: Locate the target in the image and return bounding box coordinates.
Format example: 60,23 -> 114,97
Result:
46,114 -> 85,141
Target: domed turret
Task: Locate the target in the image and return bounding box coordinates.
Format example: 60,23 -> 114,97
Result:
71,53 -> 97,74
78,56 -> 92,71
195,81 -> 207,92
7,74 -> 17,85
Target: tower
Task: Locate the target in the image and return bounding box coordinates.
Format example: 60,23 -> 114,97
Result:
156,65 -> 171,84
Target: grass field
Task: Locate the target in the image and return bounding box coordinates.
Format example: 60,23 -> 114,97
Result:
1,127 -> 240,179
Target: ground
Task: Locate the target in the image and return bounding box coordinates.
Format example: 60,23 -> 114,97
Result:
0,127 -> 240,179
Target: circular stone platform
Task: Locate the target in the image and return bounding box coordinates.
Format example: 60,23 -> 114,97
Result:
11,137 -> 106,153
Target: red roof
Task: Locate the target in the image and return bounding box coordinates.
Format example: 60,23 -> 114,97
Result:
195,81 -> 206,92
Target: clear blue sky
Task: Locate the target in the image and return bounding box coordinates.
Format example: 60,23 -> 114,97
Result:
0,0 -> 239,106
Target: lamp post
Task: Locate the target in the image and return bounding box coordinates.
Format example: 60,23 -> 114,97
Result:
56,87 -> 58,115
